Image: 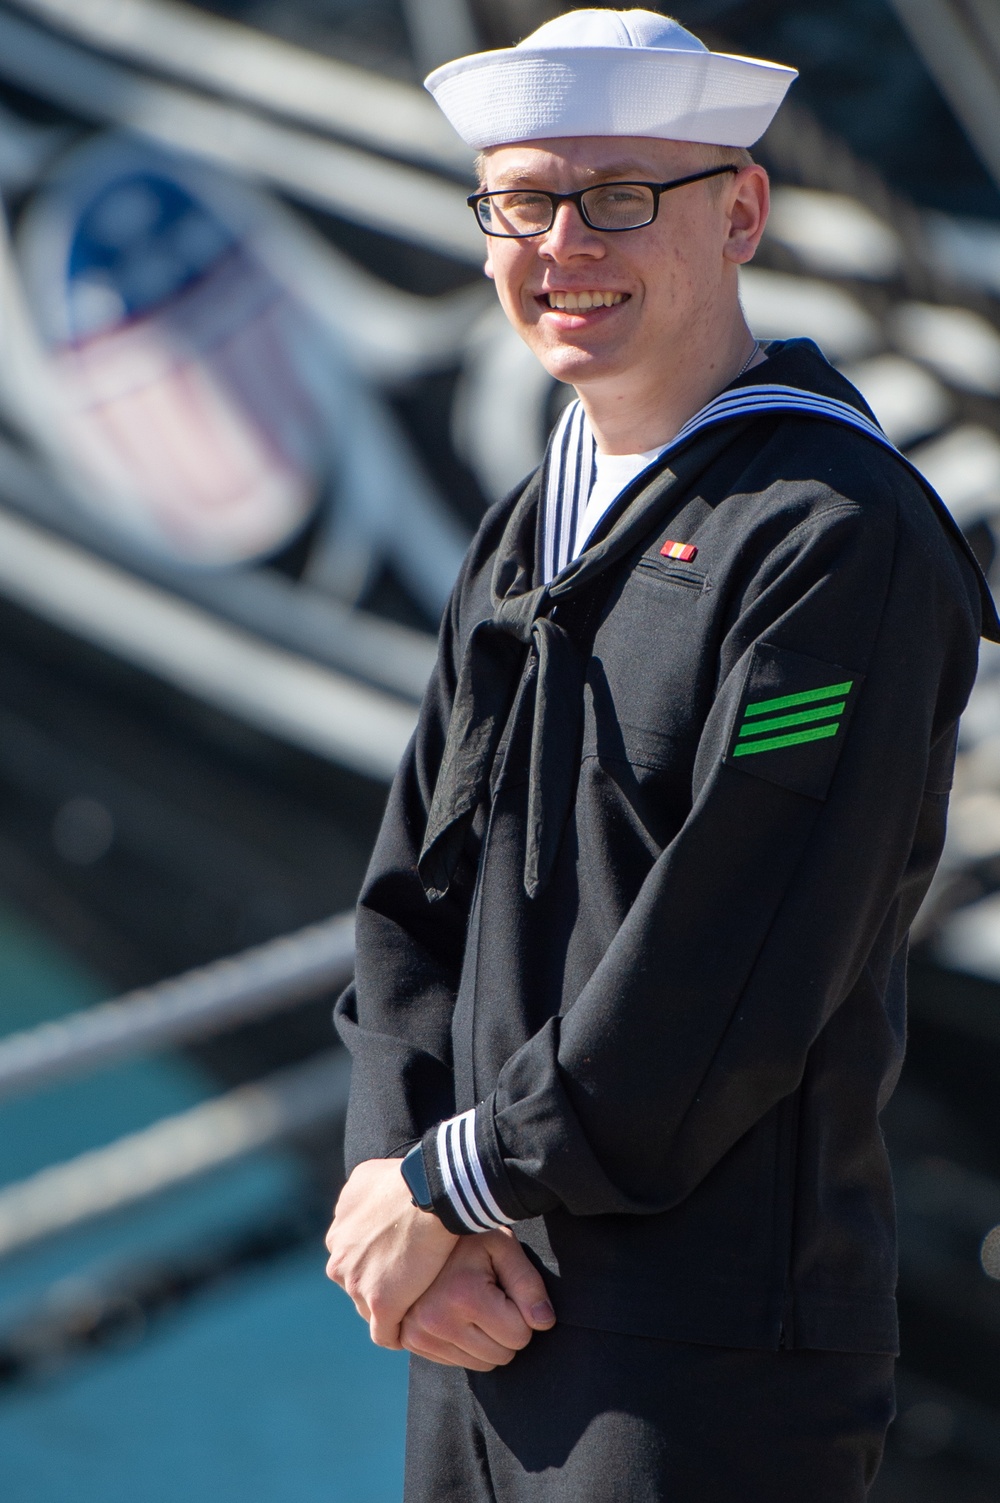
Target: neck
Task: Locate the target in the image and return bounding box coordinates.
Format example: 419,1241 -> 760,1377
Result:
575,308 -> 762,456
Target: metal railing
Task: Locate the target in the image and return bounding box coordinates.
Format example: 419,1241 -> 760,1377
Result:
0,1050 -> 350,1259
0,911 -> 355,1101
0,913 -> 357,1259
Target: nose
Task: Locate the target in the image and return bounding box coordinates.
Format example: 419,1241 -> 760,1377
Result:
539,200 -> 605,261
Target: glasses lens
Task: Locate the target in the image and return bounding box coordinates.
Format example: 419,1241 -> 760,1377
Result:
581,184 -> 656,230
479,192 -> 553,237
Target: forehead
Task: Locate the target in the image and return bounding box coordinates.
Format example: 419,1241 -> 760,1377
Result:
482,136 -> 710,187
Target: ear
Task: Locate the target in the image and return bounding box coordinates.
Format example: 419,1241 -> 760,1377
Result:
723,165 -> 769,267
484,248 -> 496,281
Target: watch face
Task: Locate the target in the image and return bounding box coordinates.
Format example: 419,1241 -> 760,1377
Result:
402,1145 -> 432,1208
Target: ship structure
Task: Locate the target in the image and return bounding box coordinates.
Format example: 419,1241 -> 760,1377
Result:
1,1 -> 1000,1496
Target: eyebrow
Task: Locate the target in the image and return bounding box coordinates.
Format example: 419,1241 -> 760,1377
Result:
488,163 -> 656,189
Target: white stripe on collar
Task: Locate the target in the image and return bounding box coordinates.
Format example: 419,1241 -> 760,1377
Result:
543,399 -> 595,582
541,383 -> 905,584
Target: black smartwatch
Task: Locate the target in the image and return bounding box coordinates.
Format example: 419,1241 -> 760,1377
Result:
401,1142 -> 434,1210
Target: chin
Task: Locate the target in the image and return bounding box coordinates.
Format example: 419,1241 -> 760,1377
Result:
538,344 -> 624,387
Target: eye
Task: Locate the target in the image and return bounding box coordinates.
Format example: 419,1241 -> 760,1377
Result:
589,185 -> 647,207
498,192 -> 550,210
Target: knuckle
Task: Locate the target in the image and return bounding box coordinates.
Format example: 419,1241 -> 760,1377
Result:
450,1277 -> 481,1311
399,1317 -> 420,1347
421,1309 -> 455,1341
344,1274 -> 368,1306
369,1320 -> 400,1351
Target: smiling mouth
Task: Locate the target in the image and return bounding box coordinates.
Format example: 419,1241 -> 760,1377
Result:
542,291 -> 627,310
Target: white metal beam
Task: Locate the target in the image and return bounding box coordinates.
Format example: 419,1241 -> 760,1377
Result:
5,0 -> 472,172
0,1050 -> 351,1259
888,0 -> 1000,192
0,9 -> 482,263
0,508 -> 418,778
0,913 -> 356,1100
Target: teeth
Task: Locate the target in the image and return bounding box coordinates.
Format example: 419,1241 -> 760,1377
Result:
546,291 -> 623,310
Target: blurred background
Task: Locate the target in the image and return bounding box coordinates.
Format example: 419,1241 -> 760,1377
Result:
1,0 -> 1000,1498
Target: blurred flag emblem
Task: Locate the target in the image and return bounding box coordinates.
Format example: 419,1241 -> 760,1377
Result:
17,137 -> 333,566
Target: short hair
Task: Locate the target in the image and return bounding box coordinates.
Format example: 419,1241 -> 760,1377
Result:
708,145 -> 755,170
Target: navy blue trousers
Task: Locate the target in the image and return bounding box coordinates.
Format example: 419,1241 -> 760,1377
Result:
404,1324 -> 895,1502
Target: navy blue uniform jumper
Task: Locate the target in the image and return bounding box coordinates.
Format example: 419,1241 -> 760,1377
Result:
336,339 -> 997,1357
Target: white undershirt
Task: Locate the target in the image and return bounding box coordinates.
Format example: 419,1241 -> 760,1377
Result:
573,443 -> 669,557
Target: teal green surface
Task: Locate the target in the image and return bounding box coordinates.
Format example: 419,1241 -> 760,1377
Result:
0,902 -> 105,1033
0,902 -> 408,1500
0,900 -> 299,1313
0,1250 -> 409,1503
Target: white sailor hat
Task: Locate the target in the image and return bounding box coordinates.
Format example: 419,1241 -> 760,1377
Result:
425,9 -> 797,151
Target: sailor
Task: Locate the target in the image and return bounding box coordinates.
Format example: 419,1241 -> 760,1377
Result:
325,11 -> 999,1499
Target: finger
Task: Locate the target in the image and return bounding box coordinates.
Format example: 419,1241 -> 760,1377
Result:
405,1260 -> 533,1353
401,1307 -> 519,1367
369,1310 -> 404,1350
467,1320 -> 524,1366
488,1236 -> 556,1330
408,1344 -> 498,1372
402,1328 -> 507,1372
457,1277 -> 534,1351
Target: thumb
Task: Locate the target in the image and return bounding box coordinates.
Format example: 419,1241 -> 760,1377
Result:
488,1233 -> 556,1331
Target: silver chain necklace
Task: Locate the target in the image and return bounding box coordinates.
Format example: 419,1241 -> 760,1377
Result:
736,339 -> 761,379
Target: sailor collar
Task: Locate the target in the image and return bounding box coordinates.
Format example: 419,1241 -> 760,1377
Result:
542,338 -> 1000,643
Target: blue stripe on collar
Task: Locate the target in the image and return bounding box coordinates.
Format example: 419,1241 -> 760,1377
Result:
541,385 -> 896,585
537,378 -> 999,636
666,384 -> 890,456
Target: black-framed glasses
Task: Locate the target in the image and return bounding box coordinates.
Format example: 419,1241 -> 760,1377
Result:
468,165 -> 739,239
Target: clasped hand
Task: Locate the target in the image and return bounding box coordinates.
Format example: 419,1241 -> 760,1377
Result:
325,1159 -> 555,1370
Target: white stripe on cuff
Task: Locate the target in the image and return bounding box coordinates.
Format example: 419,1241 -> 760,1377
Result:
459,1111 -> 516,1228
435,1119 -> 486,1232
435,1109 -> 515,1232
448,1114 -> 494,1231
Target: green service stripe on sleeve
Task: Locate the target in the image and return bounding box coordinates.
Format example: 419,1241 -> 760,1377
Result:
738,701 -> 847,739
744,680 -> 853,718
732,723 -> 841,758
